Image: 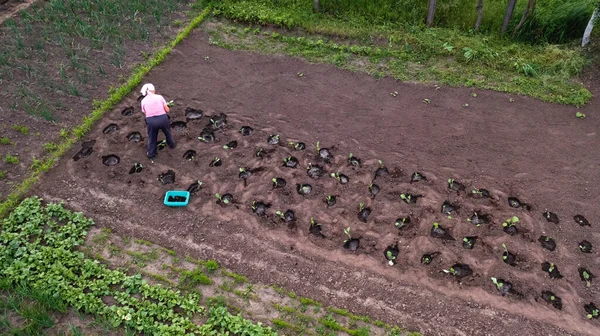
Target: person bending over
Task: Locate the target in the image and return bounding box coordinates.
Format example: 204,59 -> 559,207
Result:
139,83 -> 176,160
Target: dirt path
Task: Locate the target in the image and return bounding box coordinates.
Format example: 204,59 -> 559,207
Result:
32,28 -> 600,335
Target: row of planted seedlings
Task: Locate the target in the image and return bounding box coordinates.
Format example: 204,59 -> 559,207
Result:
85,105 -> 599,321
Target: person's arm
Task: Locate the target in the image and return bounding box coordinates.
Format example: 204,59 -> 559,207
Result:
162,97 -> 170,113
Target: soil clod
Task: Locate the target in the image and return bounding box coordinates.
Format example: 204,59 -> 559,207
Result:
101,154 -> 120,166
185,107 -> 204,120
574,214 -> 590,227
543,210 -> 559,224
283,156 -> 299,168
103,123 -> 119,134
384,243 -> 399,266
579,240 -> 593,253
157,170 -> 175,185
121,106 -> 134,116
183,150 -> 196,161
296,183 -> 312,196
430,222 -> 454,240
541,291 -> 563,310
127,132 -> 143,143
541,262 -> 563,279
538,236 -> 556,251
128,163 -> 143,174
239,126 -> 253,136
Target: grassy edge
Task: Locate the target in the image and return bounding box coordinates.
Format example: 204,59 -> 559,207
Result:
0,6 -> 212,219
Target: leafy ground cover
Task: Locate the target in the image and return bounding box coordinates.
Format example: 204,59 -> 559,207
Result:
208,0 -> 591,106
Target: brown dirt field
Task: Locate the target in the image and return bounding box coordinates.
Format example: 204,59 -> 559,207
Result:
32,28 -> 600,335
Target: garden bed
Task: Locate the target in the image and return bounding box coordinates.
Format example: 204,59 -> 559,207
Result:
32,28 -> 600,335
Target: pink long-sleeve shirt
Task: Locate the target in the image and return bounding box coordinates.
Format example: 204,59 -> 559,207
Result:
141,94 -> 167,117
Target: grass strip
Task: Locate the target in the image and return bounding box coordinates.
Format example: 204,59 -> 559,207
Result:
0,7 -> 211,219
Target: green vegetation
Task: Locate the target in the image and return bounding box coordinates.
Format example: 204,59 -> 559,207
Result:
180,266 -> 214,287
0,196 -> 275,335
0,6 -> 212,219
11,125 -> 29,135
3,155 -> 19,165
208,1 -> 591,105
0,171 -> 6,180
0,137 -> 12,145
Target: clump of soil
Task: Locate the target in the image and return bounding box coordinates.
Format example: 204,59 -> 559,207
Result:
209,157 -> 222,167
357,203 -> 371,223
508,197 -> 531,210
410,172 -> 427,183
183,150 -> 196,161
541,262 -> 563,279
128,163 -> 143,174
430,222 -> 454,240
447,179 -> 466,193
239,126 -> 253,136
541,291 -> 562,310
538,236 -> 556,251
347,153 -> 361,166
102,154 -> 120,166
574,214 -> 590,227
121,106 -> 134,116
157,170 -> 176,185
103,123 -> 119,134
251,201 -> 270,217
384,243 -> 399,266
579,267 -> 594,287
462,236 -> 477,249
445,263 -> 473,279
185,107 -> 203,120
307,164 -> 326,179
543,210 -> 559,224
127,132 -> 143,143
72,140 -> 95,161
579,240 -> 593,253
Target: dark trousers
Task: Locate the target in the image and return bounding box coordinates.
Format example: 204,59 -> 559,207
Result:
146,114 -> 175,158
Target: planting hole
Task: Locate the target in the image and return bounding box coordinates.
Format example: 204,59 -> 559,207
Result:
127,132 -> 142,143
101,154 -> 120,166
103,124 -> 119,134
121,106 -> 134,116
185,107 -> 204,120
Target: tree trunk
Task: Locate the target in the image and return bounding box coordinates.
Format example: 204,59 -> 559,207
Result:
475,0 -> 484,31
501,0 -> 518,34
582,7 -> 599,47
513,0 -> 536,36
426,0 -> 437,27
313,0 -> 319,12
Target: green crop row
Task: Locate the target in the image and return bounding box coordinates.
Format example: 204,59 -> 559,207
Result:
0,196 -> 276,335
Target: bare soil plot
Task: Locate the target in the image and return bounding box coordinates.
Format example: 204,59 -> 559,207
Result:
33,29 -> 600,335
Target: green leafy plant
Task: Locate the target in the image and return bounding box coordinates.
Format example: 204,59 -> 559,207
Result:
576,111 -> 586,119
0,137 -> 12,145
3,154 -> 19,165
11,124 -> 29,135
502,216 -> 519,227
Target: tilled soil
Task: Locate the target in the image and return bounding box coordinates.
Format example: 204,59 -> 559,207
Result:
33,29 -> 600,335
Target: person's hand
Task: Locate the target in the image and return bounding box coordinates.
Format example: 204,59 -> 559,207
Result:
166,100 -> 174,107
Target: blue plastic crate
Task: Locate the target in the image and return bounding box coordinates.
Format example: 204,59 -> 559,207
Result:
164,190 -> 190,207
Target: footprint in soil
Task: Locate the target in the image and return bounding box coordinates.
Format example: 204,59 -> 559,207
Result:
157,170 -> 176,185
121,106 -> 134,116
430,222 -> 454,240
239,126 -> 253,136
170,121 -> 187,132
444,263 -> 473,279
540,291 -> 563,310
538,236 -> 556,251
574,214 -> 590,227
102,154 -> 120,166
384,243 -> 399,265
72,140 -> 95,161
103,123 -> 119,134
541,262 -> 563,279
126,132 -> 143,143
507,197 -> 532,210
183,150 -> 196,161
579,240 -> 593,253
542,210 -> 559,224
185,107 -> 204,120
